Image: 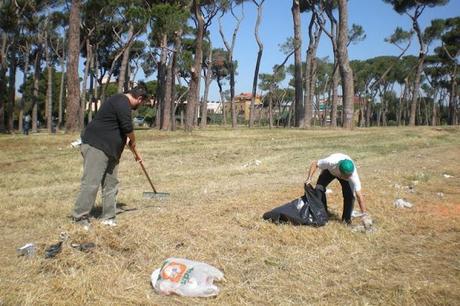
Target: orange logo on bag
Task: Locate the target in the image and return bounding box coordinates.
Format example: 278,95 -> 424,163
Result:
161,262 -> 188,283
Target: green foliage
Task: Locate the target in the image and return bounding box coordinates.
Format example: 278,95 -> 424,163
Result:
385,27 -> 413,46
383,0 -> 449,15
348,24 -> 366,44
18,68 -> 64,120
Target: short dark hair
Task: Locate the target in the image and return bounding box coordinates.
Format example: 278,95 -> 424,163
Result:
128,86 -> 148,100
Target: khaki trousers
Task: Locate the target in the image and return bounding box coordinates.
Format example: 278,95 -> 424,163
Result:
73,144 -> 119,220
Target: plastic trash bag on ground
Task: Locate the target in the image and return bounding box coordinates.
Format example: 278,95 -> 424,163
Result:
151,257 -> 224,297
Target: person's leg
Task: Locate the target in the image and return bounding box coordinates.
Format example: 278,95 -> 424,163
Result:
339,179 -> 355,224
100,159 -> 119,220
72,144 -> 109,219
316,170 -> 336,213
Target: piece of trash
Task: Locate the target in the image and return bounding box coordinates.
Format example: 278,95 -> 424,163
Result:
325,188 -> 333,194
71,138 -> 82,148
443,174 -> 453,178
436,192 -> 444,198
242,160 -> 262,168
394,198 -> 413,208
362,215 -> 373,230
45,241 -> 63,259
71,242 -> 95,252
151,257 -> 224,297
17,243 -> 36,257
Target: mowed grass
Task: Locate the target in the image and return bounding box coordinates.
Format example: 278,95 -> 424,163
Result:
0,126 -> 459,305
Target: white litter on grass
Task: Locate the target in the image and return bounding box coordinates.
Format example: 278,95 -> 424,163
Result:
394,198 -> 413,208
443,174 -> 453,178
17,243 -> 36,256
242,160 -> 262,168
436,192 -> 444,198
71,138 -> 82,148
325,188 -> 333,194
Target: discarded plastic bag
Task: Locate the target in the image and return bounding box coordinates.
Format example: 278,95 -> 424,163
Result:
394,198 -> 413,208
151,257 -> 224,297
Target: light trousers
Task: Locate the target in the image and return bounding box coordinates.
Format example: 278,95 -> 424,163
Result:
73,144 -> 119,220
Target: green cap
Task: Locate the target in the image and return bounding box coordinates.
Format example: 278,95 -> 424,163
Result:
339,159 -> 354,175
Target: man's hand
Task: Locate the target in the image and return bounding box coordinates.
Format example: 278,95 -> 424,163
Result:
305,178 -> 312,186
361,213 -> 373,229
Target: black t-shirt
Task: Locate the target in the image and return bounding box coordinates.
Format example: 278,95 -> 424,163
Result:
82,94 -> 133,160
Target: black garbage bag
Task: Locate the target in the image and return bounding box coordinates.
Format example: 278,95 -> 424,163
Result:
263,184 -> 328,226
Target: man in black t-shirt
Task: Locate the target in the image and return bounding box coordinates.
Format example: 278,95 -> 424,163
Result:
72,87 -> 147,228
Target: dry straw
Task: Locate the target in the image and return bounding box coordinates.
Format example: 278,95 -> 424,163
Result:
0,126 -> 459,305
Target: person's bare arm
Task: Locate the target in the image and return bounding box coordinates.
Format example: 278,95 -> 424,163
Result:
355,190 -> 367,213
305,160 -> 318,185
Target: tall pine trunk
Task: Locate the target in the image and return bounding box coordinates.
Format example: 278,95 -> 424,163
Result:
65,0 -> 81,132
249,0 -> 264,128
32,48 -> 42,133
7,52 -> 16,132
337,0 -> 354,129
291,0 -> 303,127
45,36 -> 53,133
200,42 -> 213,128
185,0 -> 204,132
118,23 -> 134,93
19,44 -> 31,133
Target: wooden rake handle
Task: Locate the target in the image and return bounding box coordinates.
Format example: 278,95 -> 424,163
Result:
130,146 -> 158,194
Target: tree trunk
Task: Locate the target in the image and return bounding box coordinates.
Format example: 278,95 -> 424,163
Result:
409,14 -> 426,126
200,42 -> 213,128
448,65 -> 458,125
19,44 -> 31,133
0,32 -> 7,132
171,29 -> 182,131
337,0 -> 354,129
32,48 -> 42,133
118,23 -> 134,93
7,52 -> 16,132
162,53 -> 173,131
45,36 -> 53,133
88,49 -> 95,123
185,0 -> 204,132
65,0 -> 81,132
158,34 -> 168,130
303,13 -> 322,128
249,0 -> 264,128
80,39 -> 92,129
218,6 -> 243,129
58,54 -> 65,129
330,64 -> 339,127
291,0 -> 304,127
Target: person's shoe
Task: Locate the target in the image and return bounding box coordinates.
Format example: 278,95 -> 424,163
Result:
101,218 -> 117,227
73,216 -> 91,231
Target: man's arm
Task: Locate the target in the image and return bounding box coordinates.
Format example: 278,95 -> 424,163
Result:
305,160 -> 318,185
355,190 -> 367,213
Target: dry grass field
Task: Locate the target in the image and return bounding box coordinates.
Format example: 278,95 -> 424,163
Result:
0,126 -> 459,305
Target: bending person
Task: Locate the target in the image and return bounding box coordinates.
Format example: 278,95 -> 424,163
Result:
305,153 -> 369,224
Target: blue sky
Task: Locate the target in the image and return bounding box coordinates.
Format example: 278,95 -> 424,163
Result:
204,0 -> 460,101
